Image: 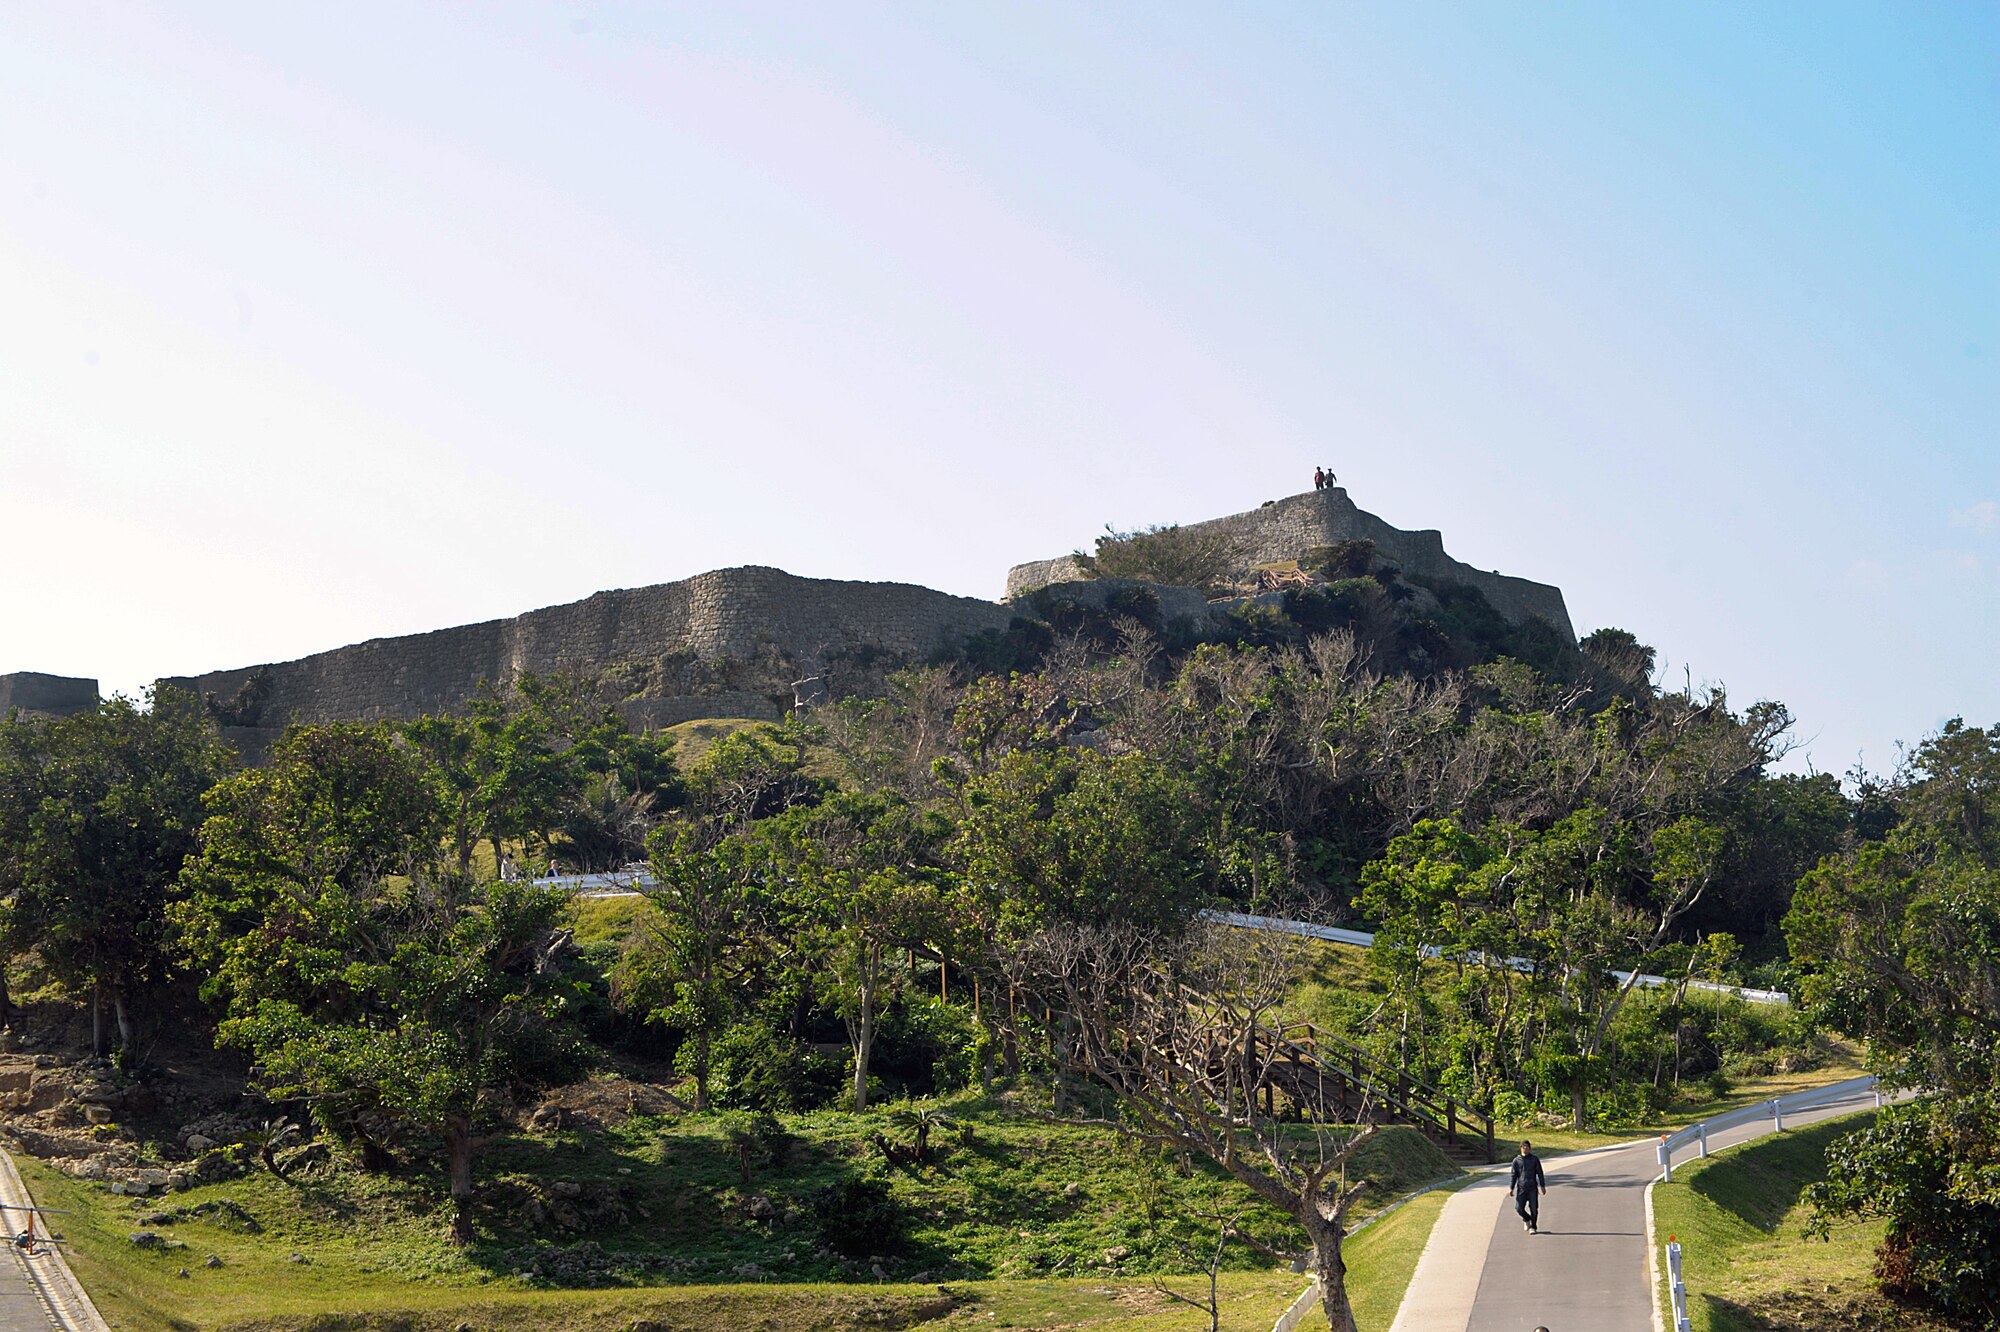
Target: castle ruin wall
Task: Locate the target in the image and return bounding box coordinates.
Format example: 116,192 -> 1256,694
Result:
1005,489 -> 1575,641
162,566 -> 1015,729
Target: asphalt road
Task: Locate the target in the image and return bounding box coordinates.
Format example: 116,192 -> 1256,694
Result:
1393,1082 -> 1884,1332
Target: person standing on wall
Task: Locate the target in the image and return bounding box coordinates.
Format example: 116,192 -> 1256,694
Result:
1510,1139 -> 1549,1233
1314,466 -> 1325,491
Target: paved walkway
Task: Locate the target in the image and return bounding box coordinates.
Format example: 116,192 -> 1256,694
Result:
1388,1083 -> 1882,1332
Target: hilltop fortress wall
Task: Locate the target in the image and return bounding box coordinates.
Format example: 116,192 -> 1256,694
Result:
161,566 -> 1014,731
1006,488 -> 1575,641
0,672 -> 98,719
138,490 -> 1573,742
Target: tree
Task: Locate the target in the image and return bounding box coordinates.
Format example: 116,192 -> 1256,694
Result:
1022,921 -> 1378,1332
1361,807 -> 1728,1128
408,675 -> 680,876
763,793 -> 946,1111
222,878 -> 583,1242
0,687 -> 231,1052
176,723 -> 584,1240
1788,719 -> 2000,1321
614,826 -> 757,1110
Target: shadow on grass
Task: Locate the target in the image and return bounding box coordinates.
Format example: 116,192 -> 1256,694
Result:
457,1126 -> 972,1288
1688,1115 -> 1859,1234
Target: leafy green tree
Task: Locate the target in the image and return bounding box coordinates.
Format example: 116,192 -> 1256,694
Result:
0,687 -> 230,1052
1362,807 -> 1728,1127
1789,719 -> 2000,1321
176,724 -> 585,1240
174,724 -> 445,1017
223,878 -> 582,1242
614,826 -> 758,1110
408,674 -> 680,875
682,721 -> 823,828
949,748 -> 1241,933
763,793 -> 947,1111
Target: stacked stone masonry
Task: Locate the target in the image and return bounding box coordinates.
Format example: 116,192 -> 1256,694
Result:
0,672 -> 97,719
4,491 -> 1572,740
1005,488 -> 1575,641
160,567 -> 1015,729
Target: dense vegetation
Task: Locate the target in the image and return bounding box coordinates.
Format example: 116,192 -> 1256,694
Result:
0,573 -> 1986,1324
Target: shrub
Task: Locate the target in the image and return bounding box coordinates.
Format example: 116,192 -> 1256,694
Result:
869,999 -> 979,1097
1072,523 -> 1246,594
707,1022 -> 843,1111
813,1175 -> 907,1258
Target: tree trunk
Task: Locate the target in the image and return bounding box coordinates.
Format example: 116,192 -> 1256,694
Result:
112,990 -> 133,1052
90,987 -> 104,1057
454,795 -> 474,875
445,1114 -> 476,1245
1053,1009 -> 1075,1114
0,960 -> 14,1026
1570,1071 -> 1588,1131
692,1027 -> 712,1112
852,955 -> 876,1112
1003,985 -> 1020,1076
1304,1212 -> 1359,1332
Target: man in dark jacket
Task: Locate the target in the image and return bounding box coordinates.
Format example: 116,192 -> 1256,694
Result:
1510,1139 -> 1549,1233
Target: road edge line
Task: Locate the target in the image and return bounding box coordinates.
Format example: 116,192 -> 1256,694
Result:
1644,1175 -> 1665,1332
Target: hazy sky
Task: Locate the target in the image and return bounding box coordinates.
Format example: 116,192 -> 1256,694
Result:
3,3 -> 1993,777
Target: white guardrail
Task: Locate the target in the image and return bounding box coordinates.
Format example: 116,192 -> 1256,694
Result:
1655,1072 -> 1887,1332
1208,911 -> 1791,1006
1654,1073 -> 1881,1183
530,887 -> 1792,1005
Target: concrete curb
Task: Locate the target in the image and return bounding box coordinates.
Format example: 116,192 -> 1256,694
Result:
0,1148 -> 110,1332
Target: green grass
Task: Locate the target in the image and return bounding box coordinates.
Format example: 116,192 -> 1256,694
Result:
26,1088 -> 1458,1332
1344,1179 -> 1468,1331
660,718 -> 771,768
566,892 -> 653,947
1648,1110 -> 1956,1332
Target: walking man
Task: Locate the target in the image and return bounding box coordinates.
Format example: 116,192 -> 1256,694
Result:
1510,1139 -> 1549,1233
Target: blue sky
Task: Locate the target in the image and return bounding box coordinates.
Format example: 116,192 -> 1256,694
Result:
2,2 -> 1993,777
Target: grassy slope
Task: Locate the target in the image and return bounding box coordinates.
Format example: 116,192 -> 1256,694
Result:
1649,1110 -> 1956,1332
27,1094 -> 1458,1332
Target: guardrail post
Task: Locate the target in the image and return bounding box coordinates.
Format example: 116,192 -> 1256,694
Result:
1666,1237 -> 1692,1332
1658,1135 -> 1672,1183
1873,1083 -> 1884,1109
1697,1124 -> 1707,1158
1770,1097 -> 1784,1132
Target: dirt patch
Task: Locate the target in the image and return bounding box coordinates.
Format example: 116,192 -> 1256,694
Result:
521,1076 -> 687,1133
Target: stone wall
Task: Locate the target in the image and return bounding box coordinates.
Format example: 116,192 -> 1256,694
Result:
1005,489 -> 1575,640
0,672 -> 97,718
161,566 -> 1016,730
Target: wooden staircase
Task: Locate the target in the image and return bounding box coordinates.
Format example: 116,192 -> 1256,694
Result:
1235,1015 -> 1496,1164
